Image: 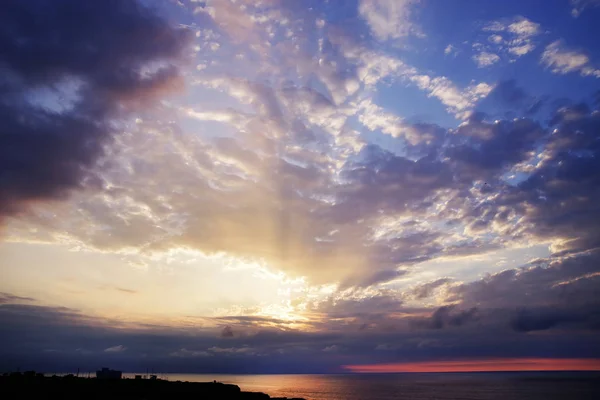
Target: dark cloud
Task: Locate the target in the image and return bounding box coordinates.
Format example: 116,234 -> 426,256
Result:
456,251 -> 600,309
410,278 -> 452,300
433,99 -> 600,270
3,301 -> 599,373
336,145 -> 454,219
447,114 -> 544,178
414,306 -> 480,330
488,80 -> 528,107
495,105 -> 600,254
0,303 -> 347,373
509,307 -> 600,332
349,269 -> 408,288
0,0 -> 190,218
221,325 -> 235,338
593,90 -> 600,107
447,249 -> 600,337
480,80 -> 546,117
311,292 -> 404,321
548,102 -> 591,126
213,316 -> 289,326
0,293 -> 36,304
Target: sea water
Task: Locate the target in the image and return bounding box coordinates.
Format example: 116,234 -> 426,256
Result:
123,372 -> 600,400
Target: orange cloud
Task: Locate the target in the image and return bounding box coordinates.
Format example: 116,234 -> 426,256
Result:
343,358 -> 600,373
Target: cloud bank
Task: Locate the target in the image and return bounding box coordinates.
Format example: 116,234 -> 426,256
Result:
1,0 -> 600,373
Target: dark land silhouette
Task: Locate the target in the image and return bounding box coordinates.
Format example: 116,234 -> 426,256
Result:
1,371 -> 305,400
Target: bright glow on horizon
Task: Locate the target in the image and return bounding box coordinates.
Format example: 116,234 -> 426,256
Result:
343,358 -> 600,373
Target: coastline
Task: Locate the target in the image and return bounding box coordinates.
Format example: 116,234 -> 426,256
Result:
0,372 -> 306,400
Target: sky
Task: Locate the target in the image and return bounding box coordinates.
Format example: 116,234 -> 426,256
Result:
1,0 -> 600,374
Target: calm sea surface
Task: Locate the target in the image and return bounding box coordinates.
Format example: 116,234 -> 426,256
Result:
123,372 -> 600,400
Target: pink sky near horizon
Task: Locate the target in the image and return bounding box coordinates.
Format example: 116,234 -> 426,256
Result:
343,358 -> 600,373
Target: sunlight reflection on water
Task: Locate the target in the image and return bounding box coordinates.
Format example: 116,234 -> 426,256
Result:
125,372 -> 600,400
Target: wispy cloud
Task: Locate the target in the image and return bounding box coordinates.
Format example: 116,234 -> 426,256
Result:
0,293 -> 36,304
359,0 -> 421,41
104,345 -> 127,353
541,40 -> 600,77
475,16 -> 542,62
570,0 -> 600,17
473,52 -> 501,68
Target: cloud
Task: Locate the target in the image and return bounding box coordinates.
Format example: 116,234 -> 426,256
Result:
483,80 -> 530,109
357,99 -> 442,145
104,345 -> 127,353
479,16 -> 541,60
170,348 -> 212,358
506,17 -> 541,37
541,40 -> 600,78
5,78 -> 593,296
413,306 -> 479,329
0,293 -> 36,304
0,0 -> 191,219
115,288 -> 137,295
483,16 -> 541,38
483,104 -> 600,255
444,44 -> 458,56
509,42 -> 536,57
322,344 -> 342,352
207,346 -> 256,355
509,308 -> 597,333
409,278 -> 453,300
570,0 -> 600,17
473,52 -> 500,68
477,80 -> 547,120
4,79 -> 489,288
336,40 -> 492,119
446,113 -> 544,176
221,325 -> 235,338
453,251 -> 600,330
1,283 -> 599,373
358,0 -> 421,41
409,75 -> 493,119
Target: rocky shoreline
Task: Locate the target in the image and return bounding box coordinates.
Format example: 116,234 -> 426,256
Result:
1,372 -> 306,400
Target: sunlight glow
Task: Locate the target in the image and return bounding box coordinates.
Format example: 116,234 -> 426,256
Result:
344,358 -> 600,373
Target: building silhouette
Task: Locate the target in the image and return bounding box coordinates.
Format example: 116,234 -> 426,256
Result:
95,368 -> 122,380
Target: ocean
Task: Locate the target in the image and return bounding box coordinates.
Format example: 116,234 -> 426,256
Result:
124,372 -> 600,400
